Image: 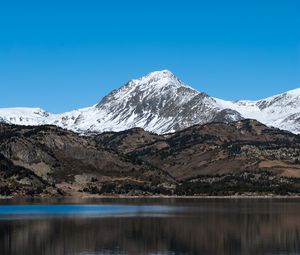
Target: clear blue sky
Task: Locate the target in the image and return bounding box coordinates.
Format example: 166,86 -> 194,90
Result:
0,0 -> 299,113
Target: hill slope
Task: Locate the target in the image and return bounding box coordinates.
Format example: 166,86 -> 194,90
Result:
1,120 -> 300,197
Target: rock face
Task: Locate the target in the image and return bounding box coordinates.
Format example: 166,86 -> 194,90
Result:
1,70 -> 299,134
1,120 -> 300,197
90,70 -> 241,133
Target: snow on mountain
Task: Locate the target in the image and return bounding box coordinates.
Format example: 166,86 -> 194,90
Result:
51,70 -> 241,134
0,70 -> 299,134
0,108 -> 52,125
214,88 -> 300,134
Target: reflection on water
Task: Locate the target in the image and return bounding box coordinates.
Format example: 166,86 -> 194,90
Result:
0,205 -> 175,220
0,198 -> 300,255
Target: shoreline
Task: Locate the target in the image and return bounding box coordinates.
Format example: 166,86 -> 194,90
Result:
2,194 -> 300,200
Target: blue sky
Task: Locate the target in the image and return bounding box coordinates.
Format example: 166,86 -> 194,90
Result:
0,0 -> 299,113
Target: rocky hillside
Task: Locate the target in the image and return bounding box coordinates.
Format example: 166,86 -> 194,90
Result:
0,120 -> 300,197
1,70 -> 299,134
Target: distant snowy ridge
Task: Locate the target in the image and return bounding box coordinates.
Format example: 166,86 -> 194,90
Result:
214,88 -> 300,134
0,70 -> 300,134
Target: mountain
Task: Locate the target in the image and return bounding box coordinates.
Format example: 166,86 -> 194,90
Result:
215,88 -> 300,134
1,120 -> 300,197
0,70 -> 299,134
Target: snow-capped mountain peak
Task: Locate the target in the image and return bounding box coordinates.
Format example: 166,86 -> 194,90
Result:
286,88 -> 300,96
135,69 -> 176,82
0,70 -> 299,134
125,70 -> 197,92
92,70 -> 222,133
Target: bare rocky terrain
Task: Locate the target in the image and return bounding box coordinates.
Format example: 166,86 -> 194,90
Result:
1,119 -> 300,197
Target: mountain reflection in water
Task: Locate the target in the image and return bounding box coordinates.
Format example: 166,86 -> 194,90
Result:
0,198 -> 300,255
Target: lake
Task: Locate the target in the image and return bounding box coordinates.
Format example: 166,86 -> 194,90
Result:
0,198 -> 300,255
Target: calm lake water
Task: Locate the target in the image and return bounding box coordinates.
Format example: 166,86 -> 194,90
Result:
0,198 -> 300,255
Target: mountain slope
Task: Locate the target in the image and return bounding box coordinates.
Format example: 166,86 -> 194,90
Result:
215,88 -> 300,134
0,108 -> 52,125
1,120 -> 300,197
0,70 -> 299,134
52,70 -> 242,134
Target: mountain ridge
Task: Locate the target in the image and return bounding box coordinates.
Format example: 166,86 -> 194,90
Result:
0,70 -> 299,134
